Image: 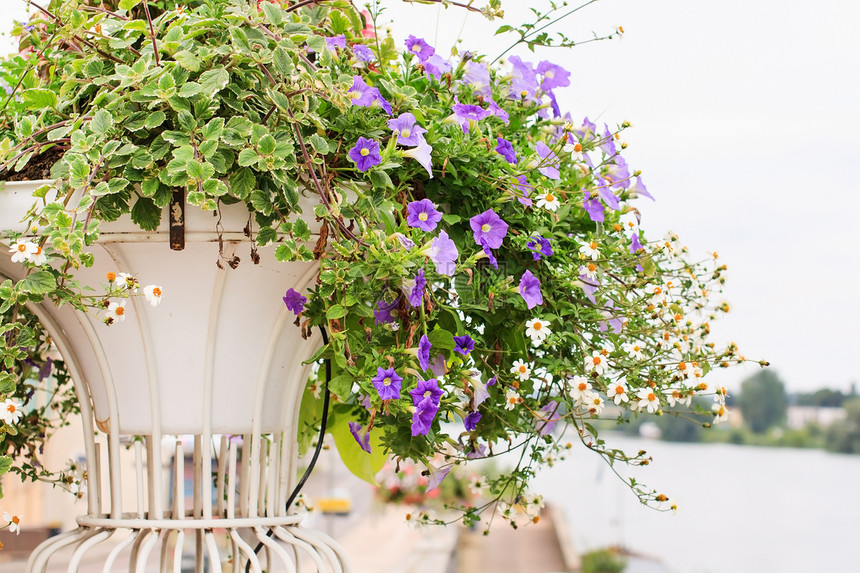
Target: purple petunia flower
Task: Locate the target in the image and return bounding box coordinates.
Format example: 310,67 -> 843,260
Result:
428,230 -> 458,276
519,270 -> 543,309
538,401 -> 560,436
409,268 -> 426,307
374,297 -> 399,325
495,136 -> 517,164
348,137 -> 382,172
452,96 -> 491,134
388,113 -> 427,147
283,288 -> 307,315
411,396 -> 439,436
463,60 -> 492,96
372,367 -> 402,401
325,35 -> 346,52
429,353 -> 447,377
579,274 -> 599,304
407,199 -> 442,232
487,376 -> 497,387
464,411 -> 482,431
536,60 -> 571,91
574,116 -> 598,141
352,44 -> 374,62
418,335 -> 432,371
583,194 -> 605,223
630,232 -> 644,254
409,378 -> 443,407
401,139 -> 434,178
348,421 -> 371,453
487,97 -> 509,123
423,54 -> 452,81
629,176 -> 654,201
405,35 -> 435,61
526,236 -> 553,260
453,335 -> 475,356
507,56 -> 539,102
604,155 -> 631,189
347,75 -> 392,115
395,233 -> 415,250
513,175 -> 533,206
480,240 -> 498,269
470,209 -> 508,250
535,141 -> 560,179
426,463 -> 451,492
600,124 -> 617,156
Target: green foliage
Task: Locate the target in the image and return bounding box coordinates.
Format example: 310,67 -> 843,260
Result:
582,547 -> 627,573
739,370 -> 788,434
826,398 -> 860,454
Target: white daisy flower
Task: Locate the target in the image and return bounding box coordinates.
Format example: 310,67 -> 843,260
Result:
636,386 -> 661,413
1,399 -> 23,425
712,402 -> 729,424
524,318 -> 551,345
579,239 -> 600,260
143,284 -> 163,307
584,351 -> 609,375
535,191 -> 561,212
585,394 -> 604,416
579,262 -> 598,280
116,272 -> 139,292
622,341 -> 646,360
504,389 -> 520,410
9,239 -> 36,263
105,300 -> 127,324
607,382 -> 630,405
568,376 -> 592,403
3,512 -> 21,535
510,359 -> 532,382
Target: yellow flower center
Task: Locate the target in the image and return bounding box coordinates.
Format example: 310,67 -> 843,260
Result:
115,306 -> 125,316
411,45 -> 421,53
545,70 -> 555,78
383,377 -> 391,387
518,365 -> 527,373
590,241 -> 598,249
360,148 -> 369,157
7,404 -> 16,413
615,386 -> 625,394
152,287 -> 162,297
533,322 -> 542,330
401,129 -> 411,138
348,91 -> 360,99
578,382 -> 587,392
481,223 -> 491,233
648,393 -> 656,401
592,356 -> 601,365
423,390 -> 431,398
418,212 -> 428,221
574,143 -> 582,152
544,193 -> 555,202
16,244 -> 26,252
587,263 -> 596,272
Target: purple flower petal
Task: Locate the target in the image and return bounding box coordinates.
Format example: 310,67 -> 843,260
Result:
409,378 -> 444,407
405,35 -> 435,61
388,113 -> 427,147
519,270 -> 543,309
411,396 -> 439,436
409,268 -> 426,307
495,136 -> 517,164
428,230 -> 458,276
469,209 -> 508,250
348,137 -> 382,172
371,367 -> 402,401
536,141 -> 560,180
418,335 -> 432,371
348,421 -> 371,453
406,199 -> 442,232
464,411 -> 482,431
282,288 -> 307,315
453,335 -> 475,356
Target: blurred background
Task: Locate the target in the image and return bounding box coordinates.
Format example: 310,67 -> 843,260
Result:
1,1 -> 858,572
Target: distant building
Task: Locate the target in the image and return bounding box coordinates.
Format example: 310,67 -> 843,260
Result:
786,406 -> 846,430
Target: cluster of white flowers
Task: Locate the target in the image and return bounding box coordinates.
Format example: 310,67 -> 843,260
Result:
8,238 -> 46,265
102,271 -> 163,325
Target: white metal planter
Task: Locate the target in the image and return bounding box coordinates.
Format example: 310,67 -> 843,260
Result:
0,181 -> 349,572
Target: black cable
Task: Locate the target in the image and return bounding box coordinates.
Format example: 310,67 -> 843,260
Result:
245,326 -> 332,572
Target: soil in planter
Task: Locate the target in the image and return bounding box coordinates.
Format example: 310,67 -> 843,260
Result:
3,147 -> 64,182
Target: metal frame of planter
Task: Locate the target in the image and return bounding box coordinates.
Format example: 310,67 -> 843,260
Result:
1,181 -> 349,572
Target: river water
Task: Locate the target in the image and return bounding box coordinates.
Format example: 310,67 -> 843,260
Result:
532,433 -> 860,573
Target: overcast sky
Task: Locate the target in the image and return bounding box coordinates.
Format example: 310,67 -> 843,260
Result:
3,1 -> 858,393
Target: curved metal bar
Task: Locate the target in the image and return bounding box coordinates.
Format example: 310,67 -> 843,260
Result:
288,526 -> 347,573
272,526 -> 326,572
204,530 -> 224,573
102,529 -> 140,573
66,529 -> 113,573
27,527 -> 89,573
253,526 -> 297,573
133,528 -> 161,572
230,529 -> 264,573
128,528 -> 153,573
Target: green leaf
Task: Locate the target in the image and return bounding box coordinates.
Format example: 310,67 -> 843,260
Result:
256,226 -> 277,246
22,88 -> 58,110
228,26 -> 252,52
328,411 -> 386,485
91,109 -> 113,136
173,50 -> 200,72
141,177 -> 160,197
118,0 -> 142,10
16,271 -> 56,295
178,82 -> 203,97
368,169 -> 392,190
261,2 -> 284,25
130,196 -> 162,231
144,111 -> 166,129
326,305 -> 346,320
329,11 -> 350,35
0,456 -> 12,477
199,67 -> 230,96
273,47 -> 293,76
228,168 -> 255,200
237,148 -> 259,167
308,134 -> 330,154
427,328 -> 456,350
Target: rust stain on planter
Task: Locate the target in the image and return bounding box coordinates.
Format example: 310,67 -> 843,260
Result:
170,189 -> 185,251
